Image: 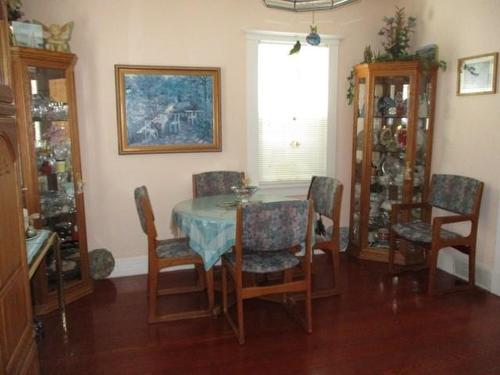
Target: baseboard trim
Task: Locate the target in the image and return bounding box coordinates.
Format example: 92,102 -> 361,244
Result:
109,256 -> 196,278
437,249 -> 492,293
110,249 -> 495,296
109,255 -> 147,278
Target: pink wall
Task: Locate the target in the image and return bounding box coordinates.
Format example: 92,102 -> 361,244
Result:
23,0 -> 500,290
397,0 -> 500,287
23,0 -> 396,265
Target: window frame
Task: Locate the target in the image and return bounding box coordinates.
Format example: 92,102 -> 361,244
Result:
246,29 -> 340,195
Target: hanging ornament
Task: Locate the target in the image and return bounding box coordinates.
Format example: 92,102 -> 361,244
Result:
306,11 -> 321,46
306,25 -> 321,46
289,40 -> 301,55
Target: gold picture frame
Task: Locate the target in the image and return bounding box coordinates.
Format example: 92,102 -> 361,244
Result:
457,52 -> 498,96
115,65 -> 221,154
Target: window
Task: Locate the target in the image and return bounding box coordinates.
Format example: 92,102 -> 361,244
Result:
246,31 -> 339,192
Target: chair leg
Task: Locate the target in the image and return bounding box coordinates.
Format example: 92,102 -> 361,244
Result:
196,264 -> 206,289
283,269 -> 293,303
148,269 -> 159,323
468,245 -> 476,289
331,249 -> 341,294
236,287 -> 245,345
222,265 -> 228,314
388,231 -> 397,273
427,246 -> 439,297
306,250 -> 341,299
305,275 -> 312,334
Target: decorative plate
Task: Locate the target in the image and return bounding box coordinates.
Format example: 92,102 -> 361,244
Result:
379,127 -> 393,146
381,155 -> 404,178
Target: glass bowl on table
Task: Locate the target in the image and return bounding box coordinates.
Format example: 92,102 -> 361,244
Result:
231,185 -> 259,204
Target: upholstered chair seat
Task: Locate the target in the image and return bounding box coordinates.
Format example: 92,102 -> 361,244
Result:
223,250 -> 300,273
156,238 -> 199,259
392,221 -> 460,243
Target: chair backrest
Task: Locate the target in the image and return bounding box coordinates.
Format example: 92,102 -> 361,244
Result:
238,200 -> 311,252
428,174 -> 484,215
134,185 -> 157,238
307,176 -> 343,219
192,171 -> 245,197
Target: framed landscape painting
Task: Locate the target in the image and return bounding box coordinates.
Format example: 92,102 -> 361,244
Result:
115,65 -> 221,154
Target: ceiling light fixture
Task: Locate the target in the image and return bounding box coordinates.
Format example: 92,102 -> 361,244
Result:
263,0 -> 357,12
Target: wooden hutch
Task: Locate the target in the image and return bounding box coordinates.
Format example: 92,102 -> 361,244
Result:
348,60 -> 437,264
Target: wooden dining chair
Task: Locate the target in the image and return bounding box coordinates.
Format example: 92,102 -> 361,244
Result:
192,171 -> 245,197
388,174 -> 484,296
307,176 -> 343,298
134,186 -> 214,323
221,200 -> 314,344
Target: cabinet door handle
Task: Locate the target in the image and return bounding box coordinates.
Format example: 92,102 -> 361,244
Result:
404,161 -> 412,180
75,173 -> 84,194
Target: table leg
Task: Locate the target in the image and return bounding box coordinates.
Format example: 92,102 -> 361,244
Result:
205,267 -> 215,316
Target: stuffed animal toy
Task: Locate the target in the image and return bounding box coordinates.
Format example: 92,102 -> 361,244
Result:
33,20 -> 74,52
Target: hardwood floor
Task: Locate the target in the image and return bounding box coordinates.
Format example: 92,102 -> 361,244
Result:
38,254 -> 500,374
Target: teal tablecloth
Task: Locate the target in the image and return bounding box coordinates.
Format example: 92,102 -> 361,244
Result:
172,193 -> 294,269
26,229 -> 52,265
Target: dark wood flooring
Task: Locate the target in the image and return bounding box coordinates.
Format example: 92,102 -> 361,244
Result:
38,254 -> 500,374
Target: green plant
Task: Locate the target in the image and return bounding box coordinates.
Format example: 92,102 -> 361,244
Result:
346,68 -> 355,105
345,8 -> 447,105
378,7 -> 416,60
7,0 -> 23,22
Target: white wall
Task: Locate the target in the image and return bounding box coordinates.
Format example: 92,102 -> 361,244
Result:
23,0 -> 396,269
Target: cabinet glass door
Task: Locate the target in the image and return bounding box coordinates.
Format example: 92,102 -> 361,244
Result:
369,75 -> 410,249
351,77 -> 366,246
412,72 -> 432,218
29,66 -> 82,290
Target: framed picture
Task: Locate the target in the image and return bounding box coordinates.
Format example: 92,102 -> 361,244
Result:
457,52 -> 498,96
115,65 -> 221,154
12,21 -> 44,49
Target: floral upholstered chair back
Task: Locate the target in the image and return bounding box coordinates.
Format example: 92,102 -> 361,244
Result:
240,200 -> 310,252
134,185 -> 156,238
428,174 -> 483,215
307,176 -> 342,219
193,171 -> 245,197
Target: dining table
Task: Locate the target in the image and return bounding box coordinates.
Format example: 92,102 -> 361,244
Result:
171,191 -> 298,307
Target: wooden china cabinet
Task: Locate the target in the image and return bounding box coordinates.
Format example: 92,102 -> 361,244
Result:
348,61 -> 437,264
11,47 -> 92,314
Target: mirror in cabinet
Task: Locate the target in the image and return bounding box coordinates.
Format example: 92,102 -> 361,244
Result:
348,61 -> 437,265
11,47 -> 92,314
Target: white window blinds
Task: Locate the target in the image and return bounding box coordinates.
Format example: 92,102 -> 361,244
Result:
257,42 -> 329,184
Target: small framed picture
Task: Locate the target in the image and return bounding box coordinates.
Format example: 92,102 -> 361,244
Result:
11,21 -> 44,49
457,52 -> 498,95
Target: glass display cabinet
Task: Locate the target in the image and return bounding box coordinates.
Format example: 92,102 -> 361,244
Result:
348,61 -> 437,264
11,47 -> 92,314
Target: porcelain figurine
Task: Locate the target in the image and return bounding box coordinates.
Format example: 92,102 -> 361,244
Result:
33,20 -> 74,52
